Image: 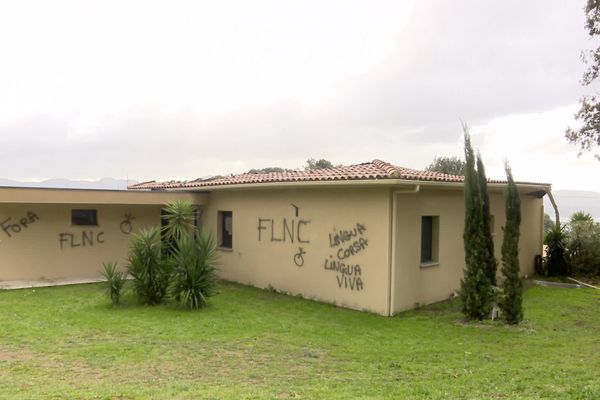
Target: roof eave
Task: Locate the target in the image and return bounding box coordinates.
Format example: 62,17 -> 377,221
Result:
149,178 -> 550,192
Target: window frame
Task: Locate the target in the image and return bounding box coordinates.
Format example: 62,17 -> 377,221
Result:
420,215 -> 440,267
71,209 -> 98,226
218,210 -> 233,250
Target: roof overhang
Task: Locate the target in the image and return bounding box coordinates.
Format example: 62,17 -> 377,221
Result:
156,178 -> 551,195
0,186 -> 208,205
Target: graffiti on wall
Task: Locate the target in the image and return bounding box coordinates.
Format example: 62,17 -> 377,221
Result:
59,231 -> 105,250
257,218 -> 311,243
293,247 -> 306,267
324,223 -> 368,291
0,212 -> 39,239
120,213 -> 135,234
257,204 -> 311,266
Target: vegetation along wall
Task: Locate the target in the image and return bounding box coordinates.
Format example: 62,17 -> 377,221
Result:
0,203 -> 162,281
392,187 -> 544,313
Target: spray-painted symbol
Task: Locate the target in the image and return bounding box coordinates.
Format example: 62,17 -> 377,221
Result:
293,247 -> 306,267
120,213 -> 135,234
291,203 -> 300,217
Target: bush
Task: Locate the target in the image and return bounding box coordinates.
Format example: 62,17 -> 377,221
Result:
127,227 -> 171,305
170,230 -> 218,309
100,261 -> 127,305
544,224 -> 570,277
162,200 -> 197,243
566,212 -> 600,275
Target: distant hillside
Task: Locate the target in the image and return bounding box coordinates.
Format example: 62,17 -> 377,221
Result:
544,190 -> 600,221
0,178 -> 138,190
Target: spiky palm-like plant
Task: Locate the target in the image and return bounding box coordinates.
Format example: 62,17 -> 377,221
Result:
162,200 -> 197,242
127,227 -> 170,305
545,224 -> 570,277
100,261 -> 127,305
170,230 -> 218,309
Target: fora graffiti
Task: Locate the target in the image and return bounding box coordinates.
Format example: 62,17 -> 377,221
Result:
0,211 -> 39,238
324,223 -> 368,291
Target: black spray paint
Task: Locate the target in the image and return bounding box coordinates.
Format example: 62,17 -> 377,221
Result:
0,212 -> 39,238
59,231 -> 105,249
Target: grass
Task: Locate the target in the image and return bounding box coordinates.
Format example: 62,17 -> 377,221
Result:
0,282 -> 599,399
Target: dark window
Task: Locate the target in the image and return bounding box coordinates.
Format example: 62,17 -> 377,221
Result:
420,216 -> 439,264
72,209 -> 98,226
219,211 -> 233,249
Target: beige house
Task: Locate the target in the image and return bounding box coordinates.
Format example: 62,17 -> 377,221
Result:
0,187 -> 206,282
129,160 -> 548,316
1,160 -> 549,316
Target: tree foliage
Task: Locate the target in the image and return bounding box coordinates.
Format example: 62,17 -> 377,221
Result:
544,224 -> 570,277
461,129 -> 496,320
425,156 -> 466,175
543,213 -> 555,233
305,158 -> 334,170
477,155 -> 497,285
566,211 -> 600,275
500,162 -> 523,324
127,226 -> 171,305
100,261 -> 127,305
124,200 -> 218,309
566,1 -> 600,156
247,167 -> 296,174
170,230 -> 218,309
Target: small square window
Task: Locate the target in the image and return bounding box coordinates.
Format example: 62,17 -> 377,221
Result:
72,209 -> 98,226
420,216 -> 439,266
218,211 -> 233,249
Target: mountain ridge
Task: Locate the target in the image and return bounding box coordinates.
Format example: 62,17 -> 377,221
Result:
0,178 -> 137,190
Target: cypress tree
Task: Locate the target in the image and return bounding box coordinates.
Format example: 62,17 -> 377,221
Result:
476,154 -> 498,285
461,130 -> 494,320
500,162 -> 523,324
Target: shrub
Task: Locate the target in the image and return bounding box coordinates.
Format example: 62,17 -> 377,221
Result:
544,224 -> 570,277
127,227 -> 170,304
566,212 -> 600,275
170,230 -> 218,309
100,261 -> 127,305
162,200 -> 197,242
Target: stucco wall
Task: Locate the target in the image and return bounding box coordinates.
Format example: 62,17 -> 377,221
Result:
203,188 -> 392,315
0,203 -> 161,281
392,188 -> 544,313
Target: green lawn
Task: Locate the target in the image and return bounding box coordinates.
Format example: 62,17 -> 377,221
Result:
0,282 -> 599,399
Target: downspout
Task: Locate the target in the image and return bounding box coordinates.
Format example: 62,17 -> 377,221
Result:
388,184 -> 420,316
546,188 -> 560,226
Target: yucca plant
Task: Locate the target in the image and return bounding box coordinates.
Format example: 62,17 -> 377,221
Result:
127,227 -> 170,304
100,261 -> 127,305
544,224 -> 570,277
170,230 -> 218,309
162,200 -> 197,242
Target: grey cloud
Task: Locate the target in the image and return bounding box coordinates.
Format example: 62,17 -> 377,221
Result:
0,0 -> 590,180
324,1 -> 587,143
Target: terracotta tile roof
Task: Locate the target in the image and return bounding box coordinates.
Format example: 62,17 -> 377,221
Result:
127,159 -> 542,190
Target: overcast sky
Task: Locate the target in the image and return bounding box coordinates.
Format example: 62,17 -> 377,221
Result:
1,0 -> 598,191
